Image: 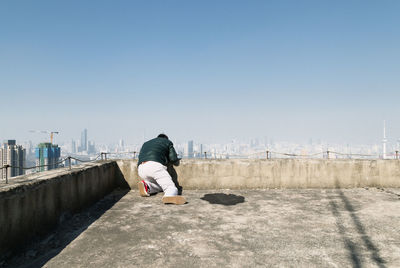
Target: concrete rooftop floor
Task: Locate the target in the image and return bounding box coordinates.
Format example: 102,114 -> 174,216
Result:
3,188 -> 400,268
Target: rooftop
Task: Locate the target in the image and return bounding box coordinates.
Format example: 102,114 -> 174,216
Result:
3,188 -> 400,267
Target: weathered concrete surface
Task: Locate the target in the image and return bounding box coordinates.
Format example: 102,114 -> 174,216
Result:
4,188 -> 400,267
116,159 -> 138,189
117,159 -> 400,189
0,161 -> 119,255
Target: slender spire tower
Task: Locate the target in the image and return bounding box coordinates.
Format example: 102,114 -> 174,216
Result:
383,120 -> 387,159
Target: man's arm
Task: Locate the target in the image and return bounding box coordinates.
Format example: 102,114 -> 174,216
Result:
168,143 -> 180,166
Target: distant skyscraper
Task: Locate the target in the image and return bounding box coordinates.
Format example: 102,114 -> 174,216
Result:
26,140 -> 34,156
71,139 -> 76,154
0,140 -> 25,180
80,128 -> 88,152
119,139 -> 125,152
188,140 -> 194,158
35,143 -> 61,172
88,141 -> 96,154
383,120 -> 387,159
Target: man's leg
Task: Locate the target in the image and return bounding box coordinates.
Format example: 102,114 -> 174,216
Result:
138,163 -> 163,196
152,164 -> 179,196
143,178 -> 163,194
139,161 -> 186,204
151,163 -> 186,204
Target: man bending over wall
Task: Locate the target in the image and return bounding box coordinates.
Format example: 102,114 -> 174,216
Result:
137,134 -> 186,205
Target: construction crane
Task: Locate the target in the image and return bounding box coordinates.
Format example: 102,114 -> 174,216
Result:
29,130 -> 60,144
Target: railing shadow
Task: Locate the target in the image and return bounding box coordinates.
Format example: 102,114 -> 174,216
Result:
328,196 -> 363,267
328,181 -> 386,268
2,189 -> 129,268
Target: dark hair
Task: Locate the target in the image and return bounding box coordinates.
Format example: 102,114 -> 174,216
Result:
157,133 -> 169,139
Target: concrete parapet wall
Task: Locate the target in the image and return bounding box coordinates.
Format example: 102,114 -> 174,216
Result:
178,159 -> 400,188
2,159 -> 399,255
0,161 -> 118,255
116,159 -> 400,189
116,159 -> 139,189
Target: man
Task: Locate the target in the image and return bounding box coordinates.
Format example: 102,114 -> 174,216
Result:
137,134 -> 186,205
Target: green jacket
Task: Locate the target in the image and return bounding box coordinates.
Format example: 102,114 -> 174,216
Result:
138,137 -> 180,166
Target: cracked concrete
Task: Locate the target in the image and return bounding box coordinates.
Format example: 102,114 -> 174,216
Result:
3,188 -> 400,267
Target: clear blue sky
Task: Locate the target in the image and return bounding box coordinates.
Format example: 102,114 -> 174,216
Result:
1,0 -> 399,145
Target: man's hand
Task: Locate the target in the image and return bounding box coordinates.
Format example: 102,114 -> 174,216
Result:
170,158 -> 181,167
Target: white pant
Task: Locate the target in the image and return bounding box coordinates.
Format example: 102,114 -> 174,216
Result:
138,161 -> 178,196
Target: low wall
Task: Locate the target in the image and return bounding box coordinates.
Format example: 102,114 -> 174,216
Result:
2,158 -> 399,255
0,161 -> 119,255
116,159 -> 400,189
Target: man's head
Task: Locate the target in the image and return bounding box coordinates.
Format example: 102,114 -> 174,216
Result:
157,133 -> 169,140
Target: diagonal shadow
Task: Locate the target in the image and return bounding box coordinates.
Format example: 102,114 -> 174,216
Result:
328,181 -> 386,268
200,193 -> 245,206
337,189 -> 386,267
328,196 -> 363,268
2,189 -> 129,268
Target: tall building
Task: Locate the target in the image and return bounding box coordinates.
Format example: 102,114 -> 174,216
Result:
79,128 -> 88,152
88,141 -> 96,154
382,120 -> 387,159
71,139 -> 76,154
119,139 -> 125,152
188,140 -> 194,158
0,140 -> 26,180
35,143 -> 61,172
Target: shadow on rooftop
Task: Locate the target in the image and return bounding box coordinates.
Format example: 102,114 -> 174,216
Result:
200,193 -> 245,206
3,189 -> 129,268
328,180 -> 386,268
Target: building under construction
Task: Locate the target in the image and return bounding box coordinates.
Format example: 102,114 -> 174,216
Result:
35,143 -> 61,172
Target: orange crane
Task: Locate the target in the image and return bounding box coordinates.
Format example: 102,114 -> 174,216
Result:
29,130 -> 60,144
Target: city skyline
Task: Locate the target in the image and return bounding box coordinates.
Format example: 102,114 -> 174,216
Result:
3,121 -> 400,159
2,121 -> 400,173
2,119 -> 400,149
1,1 -> 399,144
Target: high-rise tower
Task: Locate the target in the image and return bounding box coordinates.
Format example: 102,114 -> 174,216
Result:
71,139 -> 76,153
188,140 -> 194,158
35,143 -> 61,172
79,129 -> 88,152
383,120 -> 387,159
0,140 -> 25,179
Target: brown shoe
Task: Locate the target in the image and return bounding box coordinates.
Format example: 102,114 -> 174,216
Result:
138,180 -> 150,197
162,196 -> 187,205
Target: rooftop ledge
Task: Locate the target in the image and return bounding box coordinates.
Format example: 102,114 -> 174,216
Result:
1,159 -> 400,267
